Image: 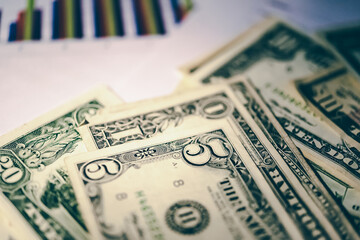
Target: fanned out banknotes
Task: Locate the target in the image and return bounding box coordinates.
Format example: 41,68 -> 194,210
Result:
0,86 -> 123,240
1,17 -> 360,240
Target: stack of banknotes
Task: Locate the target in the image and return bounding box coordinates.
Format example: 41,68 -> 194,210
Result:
1,17 -> 360,240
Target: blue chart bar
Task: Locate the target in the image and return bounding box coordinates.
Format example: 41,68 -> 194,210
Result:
93,0 -> 101,37
32,9 -> 42,40
0,10 -> 2,38
9,23 -> 17,42
113,0 -> 125,36
74,0 -> 83,38
52,0 -> 59,39
170,0 -> 181,23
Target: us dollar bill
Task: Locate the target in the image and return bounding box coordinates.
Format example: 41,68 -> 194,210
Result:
228,76 -> 360,234
78,83 -> 356,239
318,23 -> 360,77
67,122 -> 301,239
296,66 -> 360,154
180,17 -> 360,186
0,86 -> 122,240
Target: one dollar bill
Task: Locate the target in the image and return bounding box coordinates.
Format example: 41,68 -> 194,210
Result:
231,76 -> 360,233
0,86 -> 122,240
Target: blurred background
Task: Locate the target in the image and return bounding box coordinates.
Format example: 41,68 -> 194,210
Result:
0,0 -> 360,135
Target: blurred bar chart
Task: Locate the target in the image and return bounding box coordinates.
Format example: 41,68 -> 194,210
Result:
3,0 -> 194,43
8,0 -> 42,42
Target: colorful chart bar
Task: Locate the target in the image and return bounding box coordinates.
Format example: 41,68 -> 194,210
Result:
8,0 -> 42,42
132,0 -> 166,36
0,10 -> 2,37
93,0 -> 125,38
170,0 -> 193,23
52,0 -> 83,39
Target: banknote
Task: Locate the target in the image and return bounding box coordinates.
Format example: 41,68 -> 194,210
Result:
78,83 -> 356,239
0,86 -> 122,240
179,17 -> 360,186
295,66 -> 360,154
228,76 -> 360,234
67,121 -> 301,239
318,23 -> 360,77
